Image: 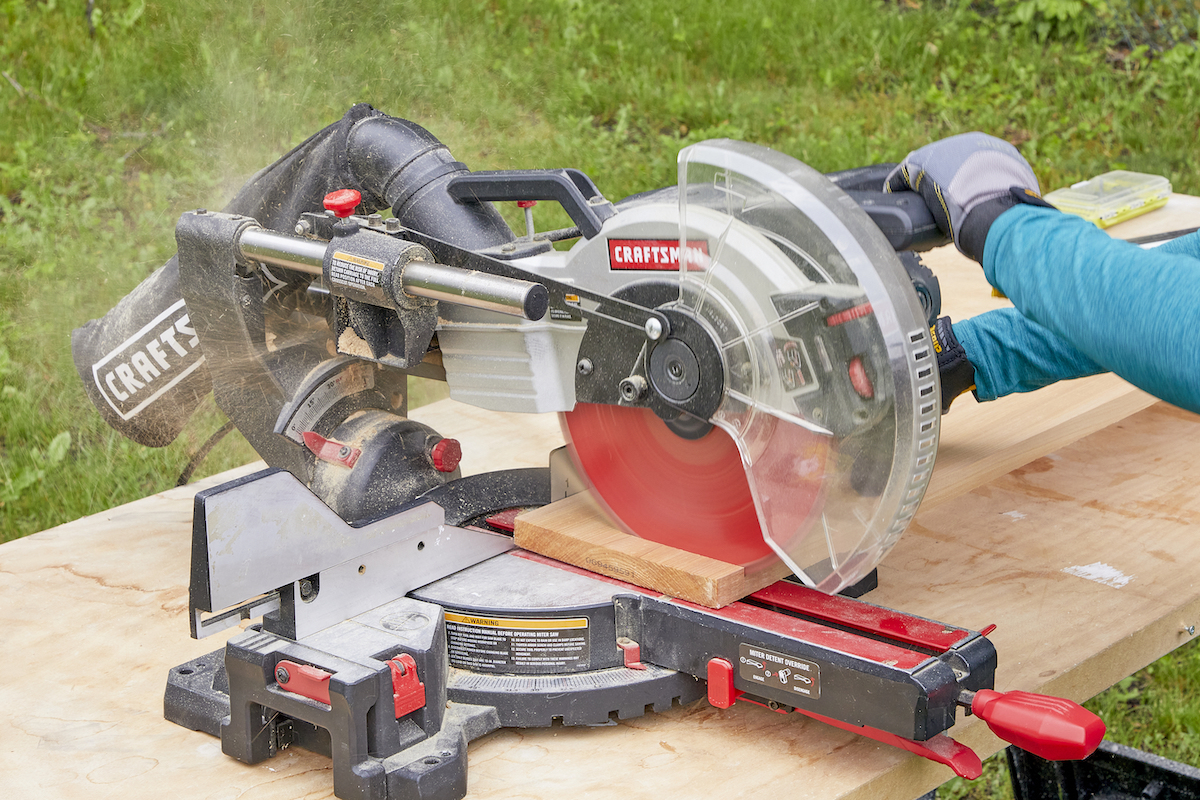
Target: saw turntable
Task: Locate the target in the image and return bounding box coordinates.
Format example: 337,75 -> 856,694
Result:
72,107 -> 1104,800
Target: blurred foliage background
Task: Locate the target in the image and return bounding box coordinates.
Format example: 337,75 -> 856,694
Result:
2,1 -> 1199,795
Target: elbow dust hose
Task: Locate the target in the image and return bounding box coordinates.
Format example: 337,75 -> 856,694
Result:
71,104 -> 514,446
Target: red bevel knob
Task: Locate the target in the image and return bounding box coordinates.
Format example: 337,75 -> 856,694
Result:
971,689 -> 1106,761
430,438 -> 463,473
324,188 -> 362,218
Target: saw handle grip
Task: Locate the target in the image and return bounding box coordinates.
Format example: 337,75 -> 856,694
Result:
970,689 -> 1105,762
446,169 -> 616,239
824,163 -> 950,252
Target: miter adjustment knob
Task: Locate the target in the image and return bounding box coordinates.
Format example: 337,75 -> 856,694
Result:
429,438 -> 463,473
323,188 -> 362,218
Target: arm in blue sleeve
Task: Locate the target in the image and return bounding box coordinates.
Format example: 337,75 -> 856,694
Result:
981,206 -> 1200,414
1152,228 -> 1200,259
953,309 -> 1105,401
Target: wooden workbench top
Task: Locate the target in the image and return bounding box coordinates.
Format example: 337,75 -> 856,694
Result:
2,198 -> 1198,800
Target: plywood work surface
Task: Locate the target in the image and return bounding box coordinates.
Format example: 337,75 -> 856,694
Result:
2,198 -> 1199,800
4,401 -> 1200,800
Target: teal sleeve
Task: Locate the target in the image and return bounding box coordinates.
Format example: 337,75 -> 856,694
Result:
953,310 -> 1104,401
979,205 -> 1200,414
1153,228 -> 1200,259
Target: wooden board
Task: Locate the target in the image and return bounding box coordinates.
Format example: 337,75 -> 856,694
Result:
513,492 -> 792,607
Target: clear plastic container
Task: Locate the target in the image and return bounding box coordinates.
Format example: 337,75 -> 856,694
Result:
1044,170 -> 1171,228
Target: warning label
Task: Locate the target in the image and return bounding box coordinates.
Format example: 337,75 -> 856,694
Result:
738,643 -> 820,700
330,250 -> 387,305
444,612 -> 590,674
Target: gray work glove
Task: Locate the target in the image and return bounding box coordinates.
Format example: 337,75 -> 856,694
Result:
885,132 -> 1054,262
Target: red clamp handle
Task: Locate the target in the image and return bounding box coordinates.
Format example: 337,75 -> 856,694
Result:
971,689 -> 1105,761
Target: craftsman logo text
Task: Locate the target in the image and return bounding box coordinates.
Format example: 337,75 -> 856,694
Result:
607,239 -> 708,271
92,298 -> 205,421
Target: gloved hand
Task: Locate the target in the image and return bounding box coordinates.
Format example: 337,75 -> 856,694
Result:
885,132 -> 1054,262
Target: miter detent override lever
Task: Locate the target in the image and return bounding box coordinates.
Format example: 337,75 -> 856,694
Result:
69,107 -> 1103,800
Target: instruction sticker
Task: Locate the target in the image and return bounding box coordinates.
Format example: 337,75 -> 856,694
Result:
738,643 -> 820,700
330,250 -> 388,305
444,612 -> 590,674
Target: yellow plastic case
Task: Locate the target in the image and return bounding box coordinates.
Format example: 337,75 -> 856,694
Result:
1044,170 -> 1171,228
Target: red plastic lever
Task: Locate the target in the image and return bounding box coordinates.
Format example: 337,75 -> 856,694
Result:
971,689 -> 1105,761
706,657 -> 742,709
275,659 -> 332,705
302,431 -> 361,468
323,188 -> 361,218
388,654 -> 427,718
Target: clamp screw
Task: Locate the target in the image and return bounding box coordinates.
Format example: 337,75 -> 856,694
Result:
275,666 -> 290,684
577,358 -> 594,376
323,189 -> 361,219
430,438 -> 463,473
644,317 -> 663,341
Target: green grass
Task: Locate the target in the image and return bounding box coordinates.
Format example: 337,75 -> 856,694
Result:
3,0 -> 1200,789
4,0 -> 1198,540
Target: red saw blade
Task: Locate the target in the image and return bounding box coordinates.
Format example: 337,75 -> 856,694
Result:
561,403 -> 831,570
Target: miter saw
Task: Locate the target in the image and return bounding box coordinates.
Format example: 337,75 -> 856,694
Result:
72,106 -> 1104,800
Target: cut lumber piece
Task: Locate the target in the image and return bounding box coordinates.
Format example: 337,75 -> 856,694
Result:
514,492 -> 792,608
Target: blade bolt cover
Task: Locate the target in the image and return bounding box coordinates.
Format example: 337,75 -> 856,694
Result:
323,188 -> 361,218
430,438 -> 463,473
619,375 -> 649,402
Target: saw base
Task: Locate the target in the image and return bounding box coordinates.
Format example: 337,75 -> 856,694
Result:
167,590 -> 706,800
515,491 -> 791,608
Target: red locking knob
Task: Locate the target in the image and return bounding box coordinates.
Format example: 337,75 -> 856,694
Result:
971,689 -> 1105,761
516,200 -> 538,209
430,438 -> 462,473
323,188 -> 361,218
